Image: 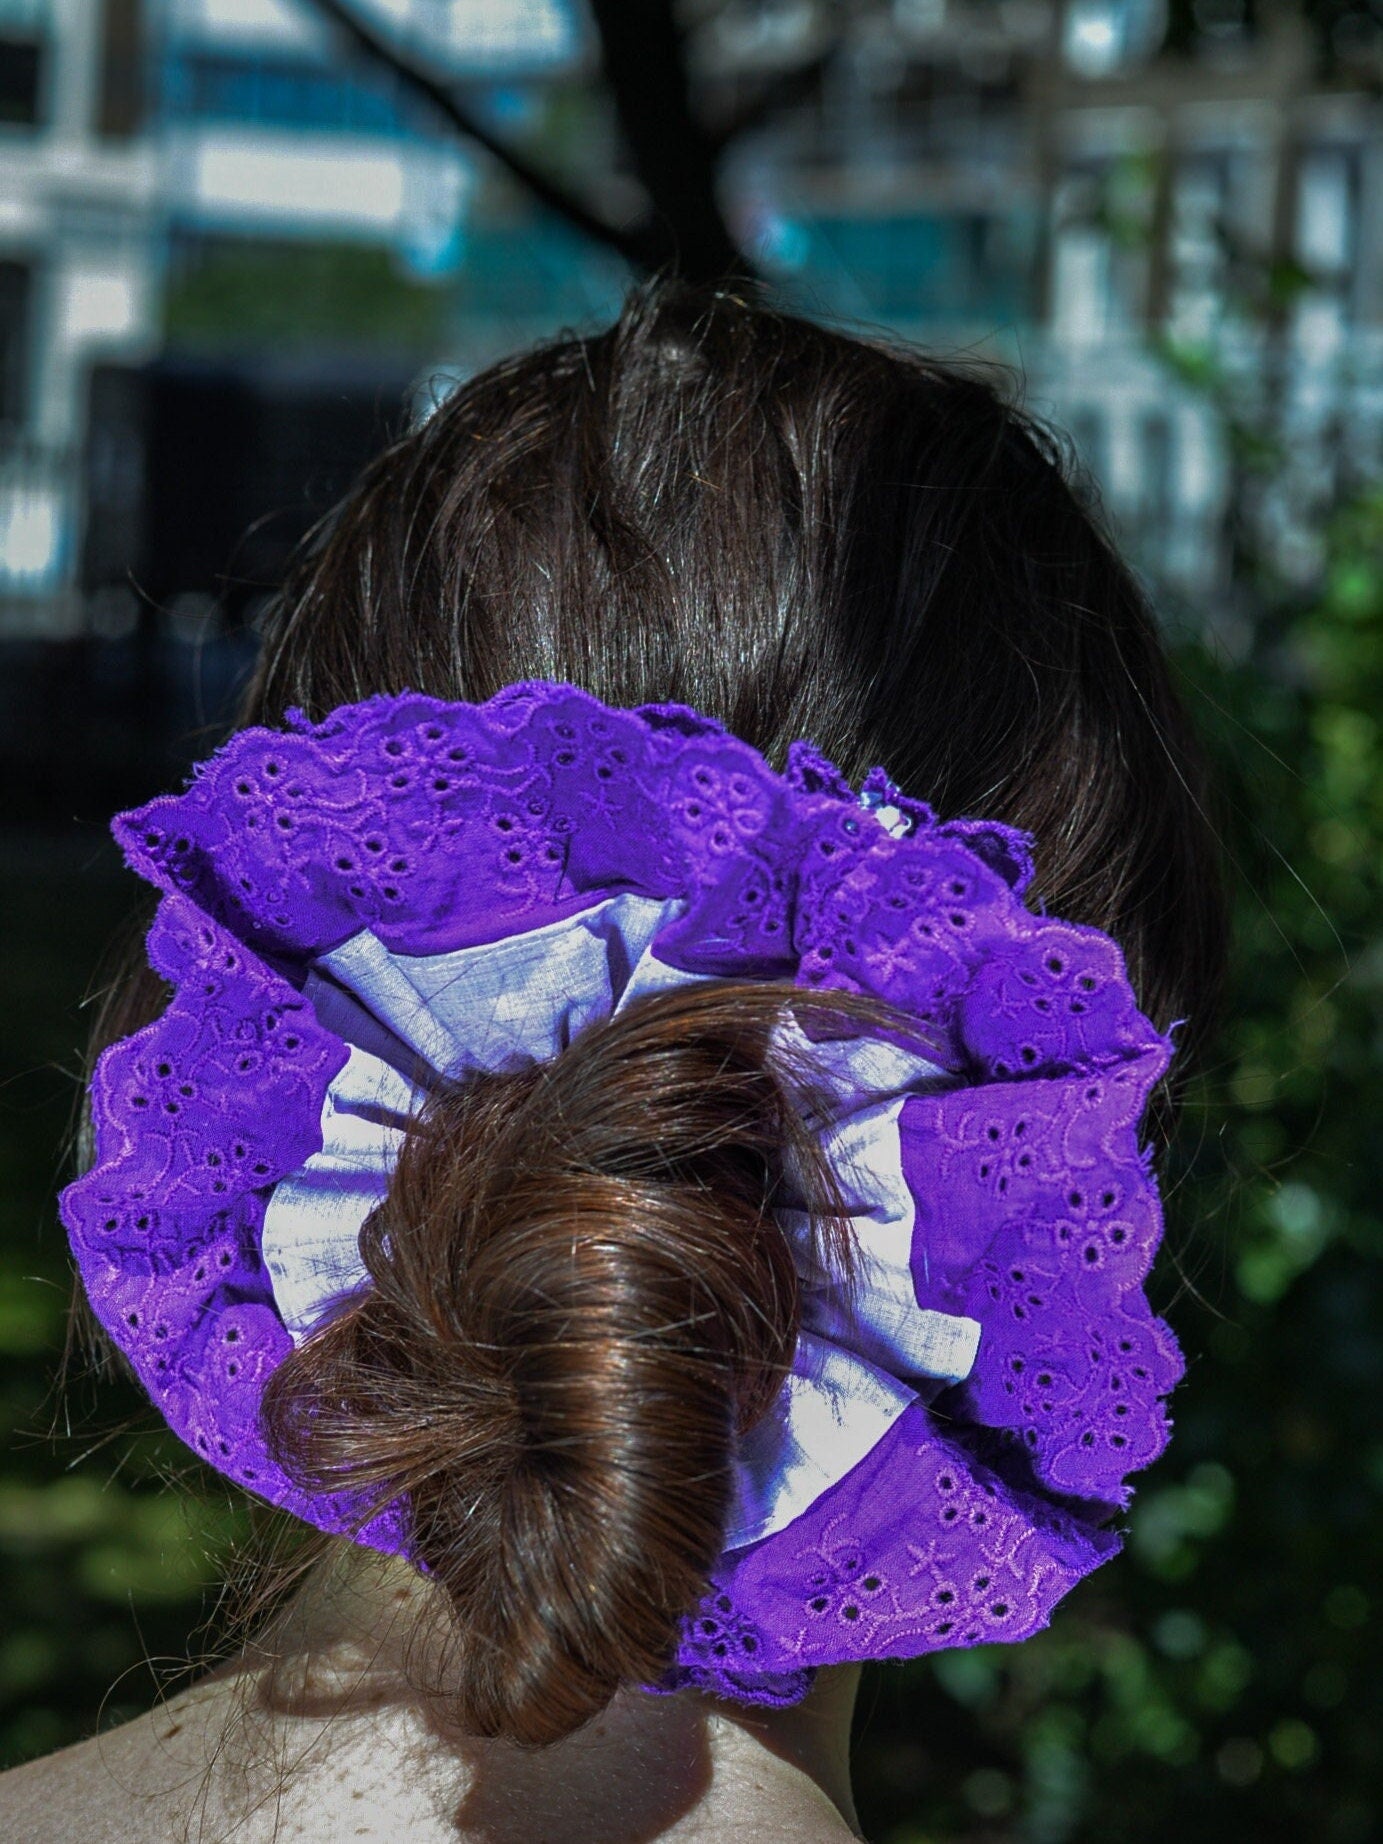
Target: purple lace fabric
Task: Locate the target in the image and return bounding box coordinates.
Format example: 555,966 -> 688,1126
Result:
61,684 -> 1181,1703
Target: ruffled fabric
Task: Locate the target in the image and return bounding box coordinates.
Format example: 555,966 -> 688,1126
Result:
257,902 -> 981,1554
61,683 -> 1181,1704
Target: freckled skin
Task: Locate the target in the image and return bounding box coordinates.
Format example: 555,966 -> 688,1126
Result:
0,1551 -> 863,1844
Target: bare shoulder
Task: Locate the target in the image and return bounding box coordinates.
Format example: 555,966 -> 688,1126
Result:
692,1763 -> 864,1844
0,1658 -> 865,1844
0,1677 -> 241,1844
0,1667 -> 468,1844
708,1802 -> 863,1844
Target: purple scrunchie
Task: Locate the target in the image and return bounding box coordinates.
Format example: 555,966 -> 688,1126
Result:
62,683 -> 1182,1707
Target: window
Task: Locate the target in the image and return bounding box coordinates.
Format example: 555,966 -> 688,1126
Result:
0,259 -> 30,425
0,33 -> 43,127
98,0 -> 145,140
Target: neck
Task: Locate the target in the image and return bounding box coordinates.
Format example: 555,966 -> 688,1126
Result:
226,1546 -> 862,1843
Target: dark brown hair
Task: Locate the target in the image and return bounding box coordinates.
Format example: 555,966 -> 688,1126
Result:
95,280 -> 1226,1746
249,281 -> 1224,1052
261,982 -> 877,1745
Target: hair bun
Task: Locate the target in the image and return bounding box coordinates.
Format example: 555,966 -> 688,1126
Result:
262,982 -> 848,1744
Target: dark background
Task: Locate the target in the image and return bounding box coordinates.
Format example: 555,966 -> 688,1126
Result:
1,4 -> 1379,1842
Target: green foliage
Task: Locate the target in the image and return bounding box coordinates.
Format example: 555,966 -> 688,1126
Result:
853,394 -> 1383,1842
163,238 -> 451,356
0,848 -> 251,1770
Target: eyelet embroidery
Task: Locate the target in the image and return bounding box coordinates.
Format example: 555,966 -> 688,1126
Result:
62,683 -> 1178,1708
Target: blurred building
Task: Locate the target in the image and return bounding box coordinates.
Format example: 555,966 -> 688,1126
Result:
2,0 -> 1382,641
0,0 -> 160,633
0,0 -> 569,638
708,0 -> 1383,600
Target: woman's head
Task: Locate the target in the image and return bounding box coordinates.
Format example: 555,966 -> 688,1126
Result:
251,278 -> 1223,1052
77,280 -> 1225,1756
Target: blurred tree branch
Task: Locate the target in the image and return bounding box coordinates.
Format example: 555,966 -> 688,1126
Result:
302,0 -> 837,281
706,43 -> 836,154
304,0 -> 657,269
584,0 -> 747,277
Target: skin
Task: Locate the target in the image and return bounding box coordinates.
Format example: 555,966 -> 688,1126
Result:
0,1548 -> 864,1844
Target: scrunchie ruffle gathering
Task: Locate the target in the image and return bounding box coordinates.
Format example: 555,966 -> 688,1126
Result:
61,684 -> 1182,1707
